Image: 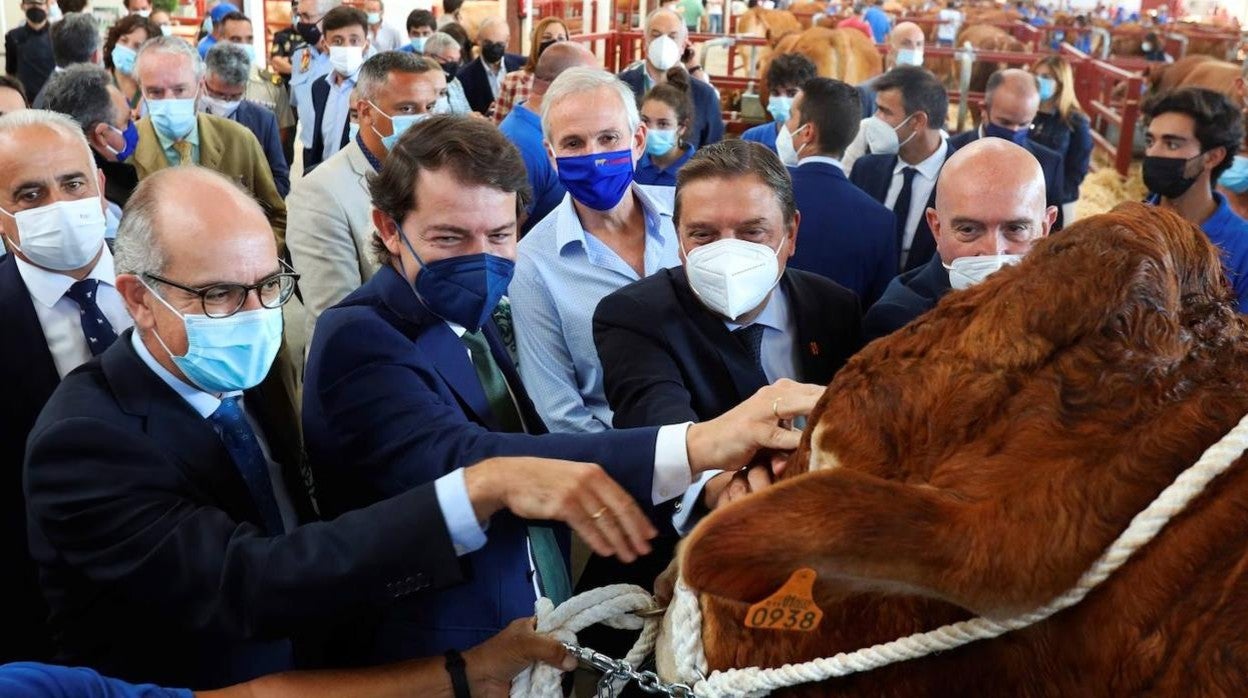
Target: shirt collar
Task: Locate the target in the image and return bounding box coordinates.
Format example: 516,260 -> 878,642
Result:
356,132 -> 383,172
724,278 -> 790,332
14,241 -> 117,309
893,136 -> 947,179
553,182 -> 674,252
154,114 -> 200,153
797,155 -> 844,171
129,327 -> 242,418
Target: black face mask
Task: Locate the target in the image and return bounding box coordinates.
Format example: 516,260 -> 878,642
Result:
25,6 -> 47,23
296,20 -> 321,46
481,41 -> 506,63
1143,152 -> 1205,199
440,60 -> 460,80
537,38 -> 559,57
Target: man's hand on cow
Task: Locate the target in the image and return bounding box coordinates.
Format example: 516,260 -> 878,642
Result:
463,617 -> 578,698
685,379 -> 824,475
703,450 -> 789,510
463,457 -> 657,562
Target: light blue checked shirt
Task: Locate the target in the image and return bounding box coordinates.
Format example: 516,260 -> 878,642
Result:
511,184 -> 681,434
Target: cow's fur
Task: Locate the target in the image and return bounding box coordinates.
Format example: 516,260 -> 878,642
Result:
676,203 -> 1248,695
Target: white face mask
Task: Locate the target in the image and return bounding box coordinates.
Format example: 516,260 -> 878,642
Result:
684,237 -> 786,321
1,197 -> 107,271
198,93 -> 241,118
861,112 -> 916,155
329,45 -> 365,76
775,122 -> 807,166
894,47 -> 923,66
946,254 -> 1022,290
647,35 -> 681,72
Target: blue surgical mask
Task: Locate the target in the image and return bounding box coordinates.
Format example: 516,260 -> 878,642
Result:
366,11 -> 382,23
144,281 -> 285,393
555,149 -> 635,211
111,44 -> 137,75
1219,155 -> 1248,194
147,96 -> 199,141
397,229 -> 515,333
1037,75 -> 1057,101
369,100 -> 429,151
645,128 -> 678,156
106,121 -> 140,161
240,43 -> 256,64
984,121 -> 1031,146
767,95 -> 792,124
409,35 -> 427,52
349,121 -> 360,142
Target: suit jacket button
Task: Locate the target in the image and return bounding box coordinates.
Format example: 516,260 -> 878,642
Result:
673,501 -> 682,512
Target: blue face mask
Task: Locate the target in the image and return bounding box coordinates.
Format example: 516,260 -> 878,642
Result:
1037,76 -> 1057,101
410,35 -> 427,52
144,281 -> 284,393
1219,155 -> 1248,194
397,228 -> 515,333
349,121 -> 360,142
148,96 -> 199,141
111,44 -> 137,75
240,43 -> 256,64
645,128 -> 678,156
555,149 -> 635,211
369,100 -> 428,151
767,95 -> 792,124
107,121 -> 140,161
984,121 -> 1031,146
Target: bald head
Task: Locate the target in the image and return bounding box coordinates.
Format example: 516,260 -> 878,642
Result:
983,68 -> 1041,134
891,22 -> 925,51
534,42 -> 598,85
928,138 -> 1055,264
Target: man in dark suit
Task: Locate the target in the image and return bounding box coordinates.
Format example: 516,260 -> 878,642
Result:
617,8 -> 723,148
304,6 -> 370,172
21,164 -> 619,690
455,16 -> 525,116
850,66 -> 956,274
864,138 -> 1056,342
947,68 -> 1065,230
785,77 -> 897,306
302,115 -> 823,662
0,110 -> 130,664
203,42 -> 292,197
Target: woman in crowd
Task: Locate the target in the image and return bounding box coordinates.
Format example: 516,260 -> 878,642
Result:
104,14 -> 158,119
635,67 -> 696,186
492,17 -> 568,124
1029,54 -> 1093,224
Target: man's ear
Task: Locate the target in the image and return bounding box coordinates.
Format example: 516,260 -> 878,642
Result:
925,206 -> 941,243
631,122 -> 648,160
372,207 -> 403,259
1042,205 -> 1058,235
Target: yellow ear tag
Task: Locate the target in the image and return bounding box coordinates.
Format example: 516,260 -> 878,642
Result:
743,567 -> 823,632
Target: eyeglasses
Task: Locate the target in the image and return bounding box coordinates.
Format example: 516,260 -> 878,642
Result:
145,261 -> 301,318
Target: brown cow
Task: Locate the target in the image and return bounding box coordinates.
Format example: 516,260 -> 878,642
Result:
955,24 -> 1026,93
667,202 -> 1248,695
1148,54 -> 1240,101
763,26 -> 883,88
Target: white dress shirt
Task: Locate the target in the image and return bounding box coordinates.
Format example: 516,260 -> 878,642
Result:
14,247 -> 132,378
369,22 -> 406,52
883,137 -> 948,267
485,59 -> 507,99
319,72 -> 357,161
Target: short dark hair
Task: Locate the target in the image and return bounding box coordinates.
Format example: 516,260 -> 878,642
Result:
51,12 -> 101,67
0,75 -> 28,107
406,9 -> 436,32
368,115 -> 532,264
440,21 -> 472,56
796,77 -> 861,158
765,53 -> 817,92
103,15 -> 158,71
60,0 -> 88,12
872,65 -> 948,129
674,140 -> 796,227
356,50 -> 441,103
41,65 -> 118,133
218,10 -> 252,31
443,0 -> 464,15
322,5 -> 368,35
1142,86 -> 1245,188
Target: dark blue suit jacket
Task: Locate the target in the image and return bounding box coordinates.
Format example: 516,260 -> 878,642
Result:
231,100 -> 291,198
618,64 -> 724,148
789,161 -> 897,306
849,141 -> 956,273
862,252 -> 951,343
456,54 -> 527,115
948,129 -> 1065,229
0,256 -> 57,663
24,329 -> 463,689
302,265 -> 664,660
303,74 -> 353,174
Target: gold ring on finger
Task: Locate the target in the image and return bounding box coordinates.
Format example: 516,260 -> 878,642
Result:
772,397 -> 782,419
590,506 -> 608,520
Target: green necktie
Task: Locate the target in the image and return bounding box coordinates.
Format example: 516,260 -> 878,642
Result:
460,330 -> 572,605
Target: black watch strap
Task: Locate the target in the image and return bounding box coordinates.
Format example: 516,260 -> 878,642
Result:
445,649 -> 471,698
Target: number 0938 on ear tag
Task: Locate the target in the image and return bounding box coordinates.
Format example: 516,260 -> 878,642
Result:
744,567 -> 824,632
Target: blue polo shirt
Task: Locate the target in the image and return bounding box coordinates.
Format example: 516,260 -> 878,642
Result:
498,102 -> 565,233
635,143 -> 695,187
864,6 -> 892,43
740,121 -> 780,153
1200,192 -> 1248,313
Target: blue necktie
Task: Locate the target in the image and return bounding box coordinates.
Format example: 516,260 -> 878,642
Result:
63,279 -> 117,356
733,324 -> 766,373
892,166 -> 918,269
208,397 -> 286,535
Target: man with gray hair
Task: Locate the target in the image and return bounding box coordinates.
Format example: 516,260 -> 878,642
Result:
617,7 -> 723,147
132,35 -> 287,253
201,42 -> 291,196
510,66 -> 680,434
211,10 -> 296,157
423,30 -> 471,114
286,51 -> 445,342
455,15 -> 525,115
31,11 -> 101,108
0,109 -> 131,663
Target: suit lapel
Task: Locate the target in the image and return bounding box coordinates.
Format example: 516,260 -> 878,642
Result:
243,346 -> 318,522
483,321 -> 546,435
784,271 -> 836,385
196,115 -> 226,172
0,259 -> 60,411
132,118 -> 170,177
673,269 -> 769,398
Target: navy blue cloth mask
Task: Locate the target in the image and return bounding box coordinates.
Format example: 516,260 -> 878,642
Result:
983,122 -> 1031,146
397,227 -> 515,333
555,149 -> 635,211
